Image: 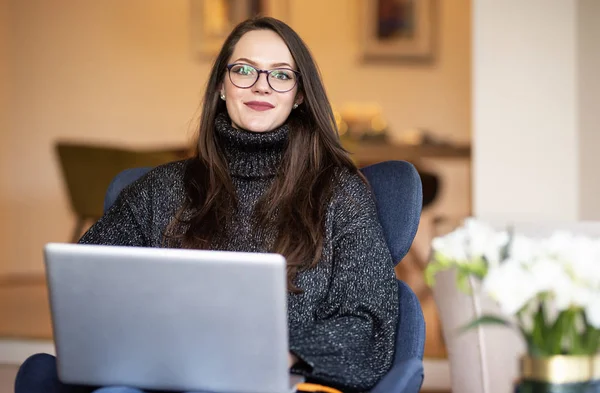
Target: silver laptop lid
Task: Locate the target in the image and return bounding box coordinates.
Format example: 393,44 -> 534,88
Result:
44,243 -> 296,393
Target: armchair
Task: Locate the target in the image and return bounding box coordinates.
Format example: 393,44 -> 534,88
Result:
104,160 -> 425,393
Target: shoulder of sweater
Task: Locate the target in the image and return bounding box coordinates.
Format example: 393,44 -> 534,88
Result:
331,166 -> 374,209
143,159 -> 187,186
328,166 -> 380,232
120,159 -> 188,201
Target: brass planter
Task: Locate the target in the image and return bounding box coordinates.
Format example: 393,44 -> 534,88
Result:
516,355 -> 593,393
589,354 -> 600,393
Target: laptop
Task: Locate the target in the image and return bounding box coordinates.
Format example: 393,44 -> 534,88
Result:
44,243 -> 304,393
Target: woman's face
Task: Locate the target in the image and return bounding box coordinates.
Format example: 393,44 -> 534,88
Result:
221,29 -> 303,133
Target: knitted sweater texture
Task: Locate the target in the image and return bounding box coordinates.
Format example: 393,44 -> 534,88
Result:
80,114 -> 399,391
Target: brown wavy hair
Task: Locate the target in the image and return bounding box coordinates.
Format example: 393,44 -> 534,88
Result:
166,17 -> 361,292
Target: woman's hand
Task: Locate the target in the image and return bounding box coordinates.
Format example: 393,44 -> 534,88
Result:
289,352 -> 298,367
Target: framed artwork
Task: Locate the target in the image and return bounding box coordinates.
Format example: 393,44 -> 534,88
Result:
360,0 -> 436,62
190,0 -> 289,59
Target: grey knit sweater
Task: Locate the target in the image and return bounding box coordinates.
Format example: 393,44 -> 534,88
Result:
79,114 -> 399,392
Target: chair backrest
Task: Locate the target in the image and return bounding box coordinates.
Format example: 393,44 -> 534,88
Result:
104,160 -> 426,387
432,220 -> 600,393
103,167 -> 153,213
361,161 -> 423,264
104,161 -> 423,264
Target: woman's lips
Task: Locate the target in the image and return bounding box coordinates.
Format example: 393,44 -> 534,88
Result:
245,101 -> 275,111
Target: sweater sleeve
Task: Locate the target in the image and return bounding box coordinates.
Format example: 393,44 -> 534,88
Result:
289,172 -> 399,392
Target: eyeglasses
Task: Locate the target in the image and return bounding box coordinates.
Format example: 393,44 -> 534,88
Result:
226,63 -> 300,93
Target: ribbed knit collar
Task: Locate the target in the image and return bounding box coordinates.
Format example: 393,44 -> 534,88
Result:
215,112 -> 289,178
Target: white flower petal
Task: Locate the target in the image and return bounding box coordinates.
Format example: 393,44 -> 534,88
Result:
483,261 -> 539,315
585,293 -> 600,329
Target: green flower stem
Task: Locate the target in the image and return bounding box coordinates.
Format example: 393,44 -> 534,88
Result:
581,313 -> 600,355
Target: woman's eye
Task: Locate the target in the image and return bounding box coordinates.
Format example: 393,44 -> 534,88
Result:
271,71 -> 292,80
233,65 -> 255,75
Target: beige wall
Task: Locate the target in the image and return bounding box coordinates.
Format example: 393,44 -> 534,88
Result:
0,0 -> 8,131
0,0 -> 13,272
2,0 -> 207,275
578,0 -> 600,220
1,0 -> 471,275
1,0 -> 10,179
290,0 -> 471,142
473,0 -> 600,222
473,0 -> 579,221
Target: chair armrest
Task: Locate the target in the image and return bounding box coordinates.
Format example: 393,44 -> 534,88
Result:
370,358 -> 424,393
395,280 -> 426,361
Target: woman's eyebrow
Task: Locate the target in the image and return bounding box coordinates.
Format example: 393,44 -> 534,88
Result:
270,62 -> 293,68
232,57 -> 294,69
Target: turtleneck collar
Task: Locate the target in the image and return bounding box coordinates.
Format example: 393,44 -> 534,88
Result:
214,112 -> 289,178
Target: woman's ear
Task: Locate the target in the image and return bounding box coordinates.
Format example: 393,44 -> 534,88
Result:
295,92 -> 304,106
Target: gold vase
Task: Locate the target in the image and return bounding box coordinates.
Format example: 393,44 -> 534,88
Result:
590,354 -> 600,392
593,354 -> 600,379
517,355 -> 593,393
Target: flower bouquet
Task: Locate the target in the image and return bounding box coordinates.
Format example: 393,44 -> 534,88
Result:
426,218 -> 600,392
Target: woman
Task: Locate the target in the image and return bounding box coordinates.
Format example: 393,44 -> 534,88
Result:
15,17 -> 399,393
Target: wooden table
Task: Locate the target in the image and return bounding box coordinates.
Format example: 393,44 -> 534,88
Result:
162,142 -> 472,165
346,142 -> 471,166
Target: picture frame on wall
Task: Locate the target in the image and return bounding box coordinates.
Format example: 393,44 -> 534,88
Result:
190,0 -> 289,59
360,0 -> 436,62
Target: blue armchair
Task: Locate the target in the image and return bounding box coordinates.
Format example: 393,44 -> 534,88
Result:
104,160 -> 425,393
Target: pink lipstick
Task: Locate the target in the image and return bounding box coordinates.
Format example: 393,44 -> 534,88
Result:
245,101 -> 275,111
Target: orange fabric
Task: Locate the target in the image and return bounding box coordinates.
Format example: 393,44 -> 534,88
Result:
296,382 -> 343,393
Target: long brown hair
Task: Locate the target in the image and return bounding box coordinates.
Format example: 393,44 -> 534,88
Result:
166,17 -> 361,292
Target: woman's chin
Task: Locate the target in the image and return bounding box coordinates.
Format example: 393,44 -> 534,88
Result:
239,119 -> 280,133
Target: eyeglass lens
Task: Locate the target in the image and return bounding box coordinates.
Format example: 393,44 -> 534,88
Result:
228,64 -> 297,92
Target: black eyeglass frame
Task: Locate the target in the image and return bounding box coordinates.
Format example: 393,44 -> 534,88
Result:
226,63 -> 301,93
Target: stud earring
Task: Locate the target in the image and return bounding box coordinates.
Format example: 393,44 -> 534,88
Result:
293,103 -> 298,109
220,93 -> 226,101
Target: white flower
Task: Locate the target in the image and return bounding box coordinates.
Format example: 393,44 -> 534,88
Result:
508,234 -> 541,266
463,218 -> 509,267
585,292 -> 600,329
483,259 -> 540,316
535,232 -> 600,313
528,257 -> 567,289
431,218 -> 508,267
543,231 -> 576,257
432,221 -> 600,328
431,227 -> 469,263
527,246 -> 595,312
589,240 -> 600,287
554,280 -> 592,311
568,236 -> 600,288
540,232 -> 597,282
